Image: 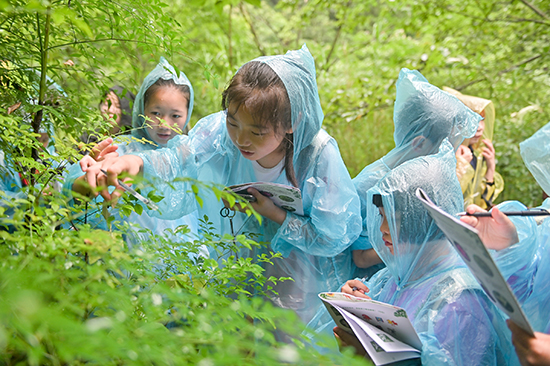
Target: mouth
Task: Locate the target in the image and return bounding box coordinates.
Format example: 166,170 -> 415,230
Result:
239,149 -> 254,158
156,132 -> 172,140
384,240 -> 393,248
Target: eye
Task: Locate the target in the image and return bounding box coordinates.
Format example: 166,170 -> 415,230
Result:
251,131 -> 264,136
226,119 -> 237,128
150,111 -> 160,116
172,114 -> 181,119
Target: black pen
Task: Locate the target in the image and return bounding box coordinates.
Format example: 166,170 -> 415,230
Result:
458,210 -> 550,217
100,169 -> 159,210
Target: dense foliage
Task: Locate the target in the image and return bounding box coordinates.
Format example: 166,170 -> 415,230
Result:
1,0 -> 549,364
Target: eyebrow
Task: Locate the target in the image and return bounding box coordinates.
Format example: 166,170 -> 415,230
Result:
226,112 -> 268,129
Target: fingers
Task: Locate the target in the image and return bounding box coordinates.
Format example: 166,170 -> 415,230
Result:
90,138 -> 114,160
333,326 -> 366,356
482,139 -> 494,151
80,155 -> 97,171
507,320 -> 532,355
97,146 -> 119,161
466,204 -> 486,214
342,280 -> 370,298
460,204 -> 487,227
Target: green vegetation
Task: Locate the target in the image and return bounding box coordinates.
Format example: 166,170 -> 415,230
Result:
1,0 -> 549,363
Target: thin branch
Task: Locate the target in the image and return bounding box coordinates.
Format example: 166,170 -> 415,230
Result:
228,4 -> 233,70
239,3 -> 265,56
484,16 -> 550,25
47,37 -> 155,50
0,27 -> 41,50
324,0 -> 353,72
519,0 -> 550,21
455,54 -> 543,90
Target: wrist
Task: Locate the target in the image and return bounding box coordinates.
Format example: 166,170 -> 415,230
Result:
270,207 -> 287,225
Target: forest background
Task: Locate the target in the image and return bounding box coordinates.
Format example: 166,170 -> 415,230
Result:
1,0 -> 550,364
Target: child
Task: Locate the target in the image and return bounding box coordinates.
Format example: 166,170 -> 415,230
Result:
66,57 -> 198,247
80,45 -> 362,327
444,87 -> 504,209
460,120 -> 550,336
351,69 -> 481,278
81,86 -> 136,145
336,140 -> 515,365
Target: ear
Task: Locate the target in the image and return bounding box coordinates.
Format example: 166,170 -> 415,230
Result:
411,135 -> 426,150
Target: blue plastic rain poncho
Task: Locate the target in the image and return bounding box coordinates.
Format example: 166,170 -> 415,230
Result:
307,142 -> 516,365
360,140 -> 515,365
476,121 -> 550,333
63,57 -> 198,247
132,45 -> 362,325
350,69 -> 481,277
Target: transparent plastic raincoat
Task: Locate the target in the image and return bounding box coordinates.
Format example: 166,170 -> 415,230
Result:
132,45 -> 362,325
361,140 -> 514,365
480,121 -> 550,333
308,142 -> 516,365
444,87 -> 504,209
64,57 -> 198,246
350,69 -> 481,277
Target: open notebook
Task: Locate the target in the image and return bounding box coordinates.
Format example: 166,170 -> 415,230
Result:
319,292 -> 422,365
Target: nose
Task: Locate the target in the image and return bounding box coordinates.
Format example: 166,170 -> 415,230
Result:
380,216 -> 390,235
235,130 -> 250,147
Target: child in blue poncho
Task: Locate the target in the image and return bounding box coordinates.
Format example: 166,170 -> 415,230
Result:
459,120 -> 550,365
350,69 -> 481,279
335,140 -> 516,365
66,57 -> 198,248
77,45 -> 362,328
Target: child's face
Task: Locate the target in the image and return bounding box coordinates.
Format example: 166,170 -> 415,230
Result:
226,102 -> 288,168
469,109 -> 486,145
379,207 -> 394,255
144,86 -> 188,145
469,118 -> 485,145
100,91 -> 122,134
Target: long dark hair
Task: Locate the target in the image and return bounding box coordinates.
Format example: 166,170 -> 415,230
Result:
221,62 -> 297,187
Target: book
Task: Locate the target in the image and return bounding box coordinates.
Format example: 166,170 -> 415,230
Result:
319,292 -> 422,365
415,188 -> 535,335
226,182 -> 303,215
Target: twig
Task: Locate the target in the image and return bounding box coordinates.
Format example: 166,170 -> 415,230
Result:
47,37 -> 155,51
239,3 -> 265,56
519,0 -> 550,21
324,0 -> 353,72
455,54 -> 543,90
228,4 -> 233,70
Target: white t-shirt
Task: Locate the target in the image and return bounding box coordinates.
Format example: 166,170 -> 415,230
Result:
252,158 -> 288,184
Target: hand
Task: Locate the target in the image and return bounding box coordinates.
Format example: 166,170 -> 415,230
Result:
460,205 -> 519,250
507,320 -> 550,366
341,280 -> 371,299
82,155 -> 144,202
247,188 -> 287,225
90,138 -> 119,160
223,188 -> 287,225
456,145 -> 473,163
333,326 -> 368,357
80,138 -> 119,172
481,139 -> 496,182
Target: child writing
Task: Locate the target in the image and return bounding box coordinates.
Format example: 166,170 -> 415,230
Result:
459,121 -> 550,365
334,140 -> 516,365
79,45 -> 362,328
66,57 -> 198,248
350,69 -> 481,278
